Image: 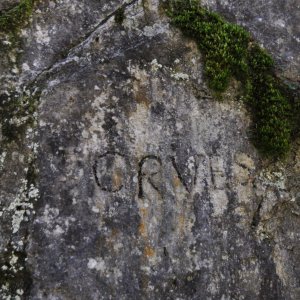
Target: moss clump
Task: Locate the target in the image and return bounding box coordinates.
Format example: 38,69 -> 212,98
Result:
0,90 -> 39,143
166,0 -> 298,158
0,0 -> 35,33
115,7 -> 125,25
246,45 -> 292,156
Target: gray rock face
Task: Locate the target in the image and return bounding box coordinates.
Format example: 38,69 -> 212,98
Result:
0,0 -> 299,299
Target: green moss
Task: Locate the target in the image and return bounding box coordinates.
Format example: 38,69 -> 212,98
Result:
115,7 -> 125,25
0,0 -> 36,33
0,90 -> 40,144
166,0 -> 298,158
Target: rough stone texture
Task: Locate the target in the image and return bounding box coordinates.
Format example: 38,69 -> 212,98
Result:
0,0 -> 299,299
0,0 -> 134,88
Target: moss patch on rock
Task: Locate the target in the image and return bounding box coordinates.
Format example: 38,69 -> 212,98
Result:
0,0 -> 35,33
115,7 -> 125,25
0,89 -> 40,145
166,0 -> 299,158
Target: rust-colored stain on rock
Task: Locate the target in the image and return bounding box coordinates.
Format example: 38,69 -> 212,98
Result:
144,246 -> 155,257
138,222 -> 147,237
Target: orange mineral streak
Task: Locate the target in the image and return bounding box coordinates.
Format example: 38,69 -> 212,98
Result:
138,223 -> 147,237
112,169 -> 123,190
178,214 -> 186,235
173,175 -> 181,188
138,208 -> 149,238
107,228 -> 119,245
135,89 -> 150,108
179,214 -> 185,227
140,207 -> 149,218
144,246 -> 155,258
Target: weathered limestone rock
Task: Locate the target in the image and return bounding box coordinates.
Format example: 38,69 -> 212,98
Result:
0,0 -> 299,299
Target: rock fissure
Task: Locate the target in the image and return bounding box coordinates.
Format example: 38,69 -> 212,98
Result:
29,0 -> 140,88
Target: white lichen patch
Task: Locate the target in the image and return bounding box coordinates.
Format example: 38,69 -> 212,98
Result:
150,59 -> 163,72
9,254 -> 18,266
274,19 -> 286,28
0,283 -> 10,300
1,251 -> 24,277
171,72 -> 189,81
22,63 -> 31,72
92,206 -> 100,213
258,166 -> 286,190
87,257 -> 106,273
0,151 -> 7,171
28,184 -> 39,199
5,178 -> 39,234
8,115 -> 30,127
16,289 -> 24,296
235,152 -> 255,170
143,23 -> 169,37
34,24 -> 51,45
53,225 -> 64,236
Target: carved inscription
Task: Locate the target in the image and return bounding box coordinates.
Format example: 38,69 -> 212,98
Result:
210,156 -> 226,190
93,152 -> 229,197
170,155 -> 199,193
209,156 -> 229,216
138,156 -> 162,198
93,152 -> 127,192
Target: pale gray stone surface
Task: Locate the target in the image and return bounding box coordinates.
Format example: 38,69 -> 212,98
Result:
0,0 -> 299,299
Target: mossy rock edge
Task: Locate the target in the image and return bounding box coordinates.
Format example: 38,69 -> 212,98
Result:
166,0 -> 299,158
